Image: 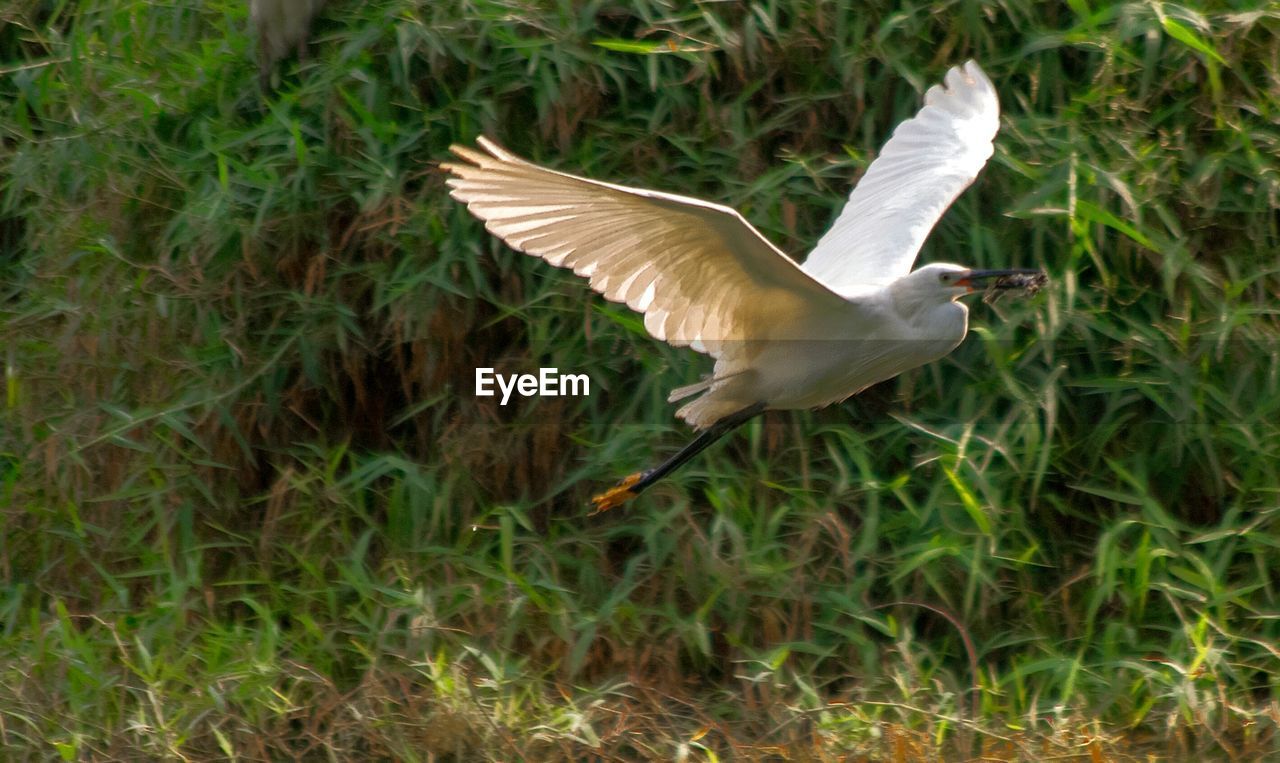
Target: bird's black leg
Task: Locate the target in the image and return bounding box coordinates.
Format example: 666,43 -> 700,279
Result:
591,402 -> 767,512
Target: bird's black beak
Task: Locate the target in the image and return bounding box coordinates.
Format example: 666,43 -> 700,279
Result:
955,268 -> 1046,292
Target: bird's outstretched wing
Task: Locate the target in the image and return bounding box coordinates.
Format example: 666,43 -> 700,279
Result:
802,60 -> 1000,297
443,137 -> 849,354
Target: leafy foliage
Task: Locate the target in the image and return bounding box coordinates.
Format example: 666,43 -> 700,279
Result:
2,0 -> 1279,758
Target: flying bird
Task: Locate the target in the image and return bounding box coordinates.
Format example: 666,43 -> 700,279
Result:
442,61 -> 1044,511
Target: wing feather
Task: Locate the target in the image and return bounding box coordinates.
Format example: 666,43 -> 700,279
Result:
802,60 -> 1000,296
444,137 -> 849,354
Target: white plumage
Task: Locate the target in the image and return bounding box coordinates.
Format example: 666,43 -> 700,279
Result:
802,61 -> 1000,295
442,61 -> 1042,509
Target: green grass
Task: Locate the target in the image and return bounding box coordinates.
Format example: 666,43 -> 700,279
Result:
3,0 -> 1280,759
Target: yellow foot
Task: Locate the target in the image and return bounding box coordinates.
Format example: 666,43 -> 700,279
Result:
590,472 -> 643,513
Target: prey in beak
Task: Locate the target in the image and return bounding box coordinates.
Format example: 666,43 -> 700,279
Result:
954,268 -> 1046,291
953,268 -> 1048,304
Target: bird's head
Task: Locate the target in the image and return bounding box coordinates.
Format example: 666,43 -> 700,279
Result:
904,263 -> 1046,303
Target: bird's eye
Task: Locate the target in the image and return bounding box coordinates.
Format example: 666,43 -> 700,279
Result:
940,273 -> 951,282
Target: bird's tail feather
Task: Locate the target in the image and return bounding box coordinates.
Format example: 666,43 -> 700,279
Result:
676,395 -> 751,431
667,376 -> 715,403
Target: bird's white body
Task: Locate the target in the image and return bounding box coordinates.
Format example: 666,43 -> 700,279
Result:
677,265 -> 973,425
443,61 -> 1012,430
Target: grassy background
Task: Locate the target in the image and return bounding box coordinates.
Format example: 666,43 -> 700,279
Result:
3,0 -> 1280,759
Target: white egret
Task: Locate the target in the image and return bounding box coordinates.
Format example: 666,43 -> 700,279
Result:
249,0 -> 326,90
442,61 -> 1044,511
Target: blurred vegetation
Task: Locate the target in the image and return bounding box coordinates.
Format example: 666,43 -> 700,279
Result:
2,0 -> 1279,759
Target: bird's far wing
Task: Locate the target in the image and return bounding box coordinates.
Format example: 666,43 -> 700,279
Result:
801,60 -> 999,297
443,137 -> 849,355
